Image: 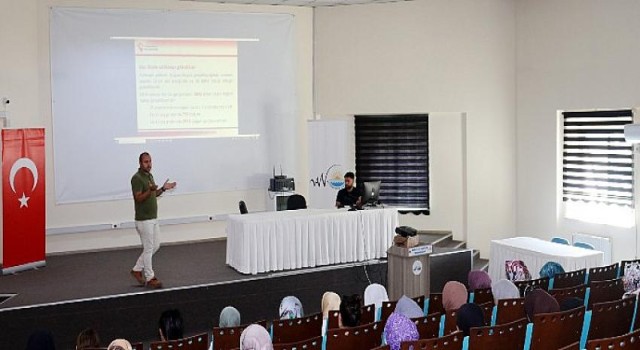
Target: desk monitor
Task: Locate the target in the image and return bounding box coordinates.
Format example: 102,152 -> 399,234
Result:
362,181 -> 381,206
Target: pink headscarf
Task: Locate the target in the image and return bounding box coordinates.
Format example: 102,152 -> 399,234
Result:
468,270 -> 492,290
240,324 -> 273,350
443,281 -> 468,311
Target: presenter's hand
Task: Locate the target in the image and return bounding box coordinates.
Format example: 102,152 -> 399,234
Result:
163,179 -> 177,190
149,183 -> 158,191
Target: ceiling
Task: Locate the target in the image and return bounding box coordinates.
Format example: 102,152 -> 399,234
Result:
183,0 -> 412,8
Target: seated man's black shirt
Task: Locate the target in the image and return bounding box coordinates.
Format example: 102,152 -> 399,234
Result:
336,187 -> 361,207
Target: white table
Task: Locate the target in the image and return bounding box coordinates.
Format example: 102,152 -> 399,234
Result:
226,208 -> 398,274
489,237 -> 605,282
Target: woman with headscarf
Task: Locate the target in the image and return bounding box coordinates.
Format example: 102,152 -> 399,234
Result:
107,339 -> 133,350
394,295 -> 423,319
524,289 -> 560,321
364,283 -> 389,309
492,279 -> 521,303
468,270 -> 492,291
384,312 -> 419,350
442,281 -> 468,311
76,328 -> 100,350
26,330 -> 55,350
240,324 -> 273,350
456,303 -> 485,336
219,306 -> 241,328
539,261 -> 565,279
279,296 -> 304,320
321,292 -> 342,334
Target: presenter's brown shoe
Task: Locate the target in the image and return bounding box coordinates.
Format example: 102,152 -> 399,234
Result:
130,270 -> 145,285
146,277 -> 163,289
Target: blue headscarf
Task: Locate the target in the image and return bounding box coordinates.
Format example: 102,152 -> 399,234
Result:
539,261 -> 565,279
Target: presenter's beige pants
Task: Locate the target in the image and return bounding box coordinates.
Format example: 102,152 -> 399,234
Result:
133,219 -> 160,281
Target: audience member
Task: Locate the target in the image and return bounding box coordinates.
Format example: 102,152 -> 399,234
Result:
456,303 -> 484,336
159,309 -> 184,341
394,295 -> 423,319
492,279 -> 521,303
107,339 -> 132,350
364,283 -> 389,309
468,270 -> 492,290
279,296 -> 304,320
524,289 -> 559,321
443,281 -> 468,311
26,330 -> 55,350
559,297 -> 584,311
239,324 -> 273,350
219,306 -> 241,328
321,292 -> 342,334
340,294 -> 362,327
383,312 -> 419,350
539,261 -> 565,279
76,328 -> 100,350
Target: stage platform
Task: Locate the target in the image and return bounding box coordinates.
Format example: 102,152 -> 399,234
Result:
0,239 -> 387,349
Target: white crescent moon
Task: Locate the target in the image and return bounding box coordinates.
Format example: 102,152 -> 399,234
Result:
9,157 -> 38,194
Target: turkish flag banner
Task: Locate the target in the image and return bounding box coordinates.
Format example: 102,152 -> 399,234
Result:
2,128 -> 46,273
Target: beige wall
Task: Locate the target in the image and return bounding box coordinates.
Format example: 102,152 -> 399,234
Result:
0,0 -> 313,254
314,0 -> 517,256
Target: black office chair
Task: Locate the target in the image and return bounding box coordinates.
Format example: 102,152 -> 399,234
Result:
286,194 -> 307,210
239,200 -> 248,214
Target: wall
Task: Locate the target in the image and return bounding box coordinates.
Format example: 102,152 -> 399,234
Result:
0,0 -> 313,254
314,0 -> 517,256
516,0 -> 640,262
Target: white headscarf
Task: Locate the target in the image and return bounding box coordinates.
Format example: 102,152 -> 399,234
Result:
279,296 -> 304,320
108,339 -> 133,350
364,283 -> 389,309
492,279 -> 521,303
240,324 -> 273,350
219,306 -> 241,328
321,292 -> 341,318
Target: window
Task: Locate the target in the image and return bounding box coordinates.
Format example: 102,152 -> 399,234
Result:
562,109 -> 634,226
354,114 -> 429,213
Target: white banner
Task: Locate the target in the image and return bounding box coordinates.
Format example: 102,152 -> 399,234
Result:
307,119 -> 354,209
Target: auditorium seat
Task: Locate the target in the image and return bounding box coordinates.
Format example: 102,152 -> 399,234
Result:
371,346 -> 390,350
380,295 -> 425,321
468,318 -> 528,350
150,333 -> 209,350
587,297 -> 635,341
427,293 -> 445,315
478,301 -> 494,326
272,312 -> 323,344
619,259 -> 640,278
588,263 -> 619,283
529,306 -> 586,350
399,331 -> 464,350
549,284 -> 587,305
325,321 -> 384,350
495,297 -> 526,325
514,277 -> 550,297
412,313 -> 441,339
273,335 -> 323,350
212,321 -> 267,350
443,309 -> 459,335
558,342 -> 580,350
587,278 -> 625,309
553,269 -> 587,289
586,328 -> 640,350
470,287 -> 494,305
327,304 -> 375,330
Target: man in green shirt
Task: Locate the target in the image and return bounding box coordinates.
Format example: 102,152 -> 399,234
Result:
130,152 -> 176,289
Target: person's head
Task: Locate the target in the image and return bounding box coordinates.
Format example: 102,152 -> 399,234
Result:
364,283 -> 389,309
107,339 -> 132,350
524,289 -> 560,322
340,294 -> 362,327
491,279 -> 521,303
76,328 -> 100,350
539,261 -> 565,279
394,295 -> 423,319
344,172 -> 355,189
442,281 -> 468,311
321,292 -> 341,318
240,324 -> 273,350
139,152 -> 152,172
279,296 -> 304,320
26,330 -> 55,350
158,309 -> 184,341
219,306 -> 241,328
383,312 -> 419,350
468,270 -> 492,291
456,303 -> 485,337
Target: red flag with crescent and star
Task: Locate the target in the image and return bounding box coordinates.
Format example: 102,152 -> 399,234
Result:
2,128 -> 46,272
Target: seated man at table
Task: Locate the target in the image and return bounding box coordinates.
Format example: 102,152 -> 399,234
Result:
336,172 -> 362,208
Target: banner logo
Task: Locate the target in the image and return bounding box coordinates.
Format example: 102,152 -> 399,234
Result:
310,164 -> 345,189
9,158 -> 39,208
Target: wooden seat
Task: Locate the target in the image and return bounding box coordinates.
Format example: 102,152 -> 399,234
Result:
380,295 -> 426,321
529,306 -> 586,350
443,309 -> 459,335
150,333 -> 209,350
273,312 -> 323,344
371,346 -> 390,350
273,336 -> 323,350
495,297 -> 526,325
558,342 -> 580,350
588,297 -> 635,341
471,287 -> 494,305
478,301 -> 494,326
325,321 -> 384,350
514,277 -> 550,297
619,259 -> 640,278
468,318 -> 528,350
549,284 -> 587,305
212,321 -> 267,350
588,278 -> 626,309
327,304 -> 375,330
412,313 -> 441,340
399,331 -> 464,350
427,293 -> 445,315
553,269 -> 587,289
586,327 -> 640,350
588,263 -> 620,283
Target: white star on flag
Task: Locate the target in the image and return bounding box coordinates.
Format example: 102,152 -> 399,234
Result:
18,192 -> 30,208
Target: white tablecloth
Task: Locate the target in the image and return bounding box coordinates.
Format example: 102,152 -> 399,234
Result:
226,208 -> 398,274
489,237 -> 605,282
